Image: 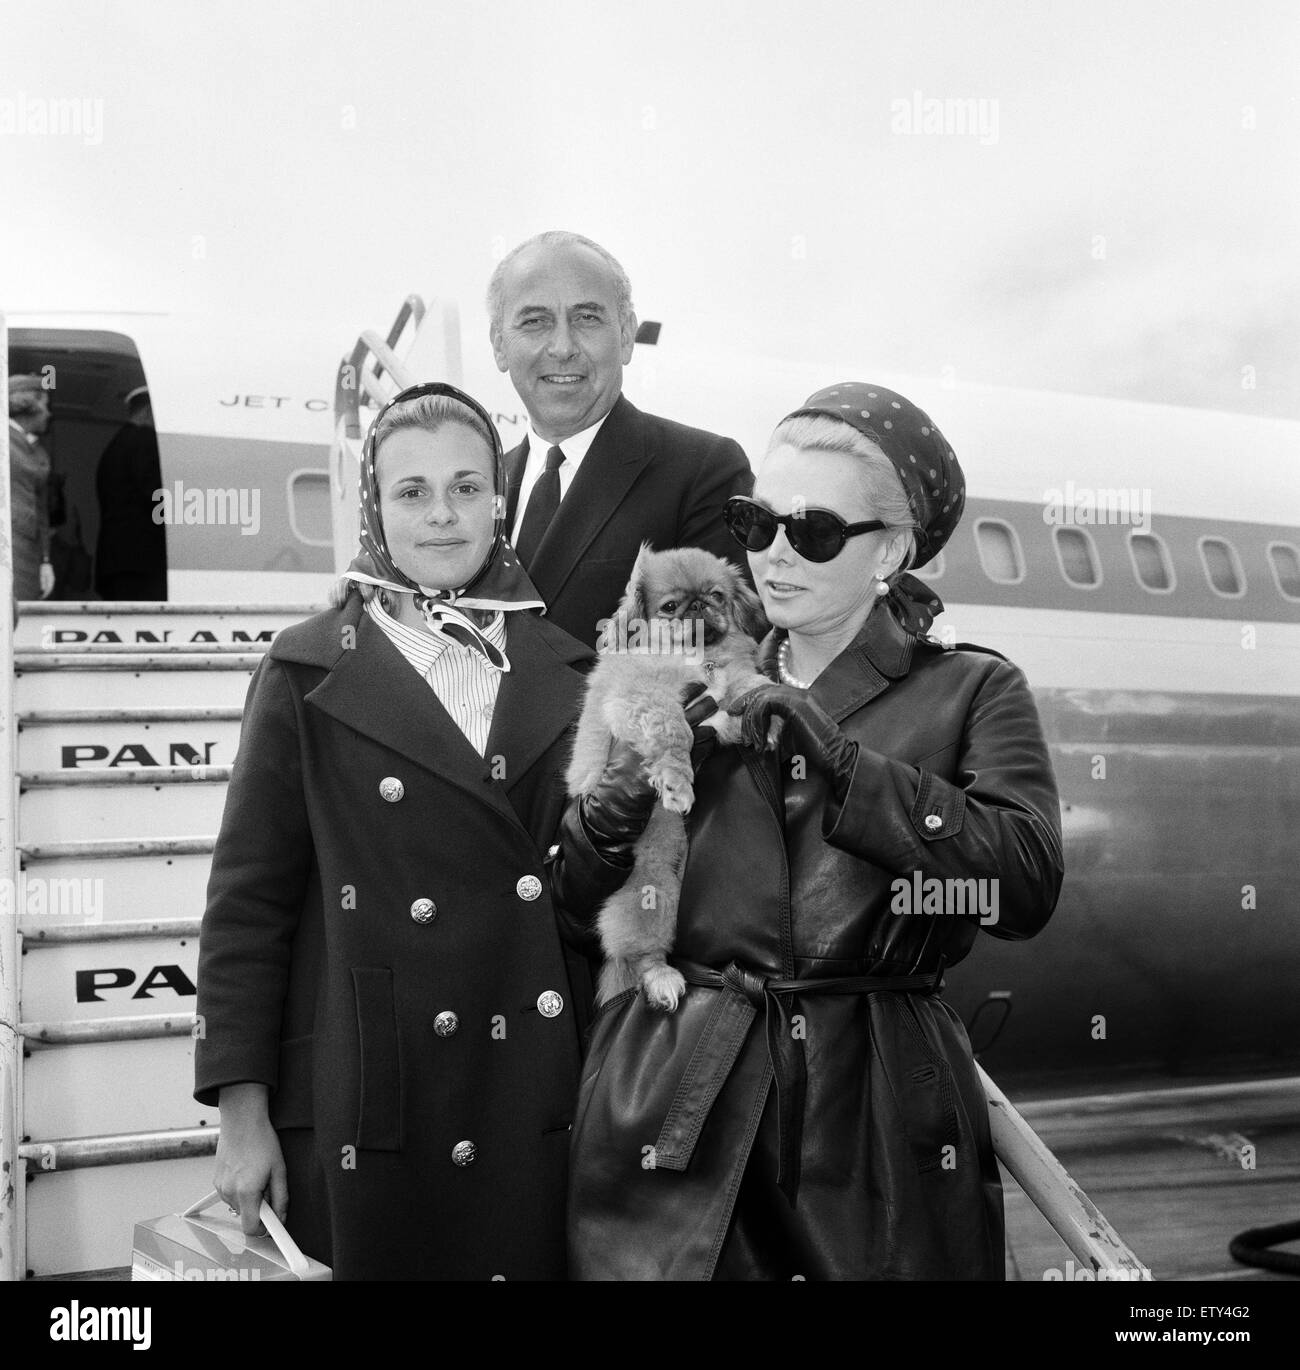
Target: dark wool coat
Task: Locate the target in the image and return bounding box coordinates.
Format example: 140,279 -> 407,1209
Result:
194,595 -> 598,1280
562,606 -> 1065,1280
8,420 -> 50,600
503,394 -> 753,649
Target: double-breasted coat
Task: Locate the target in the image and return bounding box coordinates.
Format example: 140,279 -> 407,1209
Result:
559,605 -> 1065,1280
194,594 -> 601,1280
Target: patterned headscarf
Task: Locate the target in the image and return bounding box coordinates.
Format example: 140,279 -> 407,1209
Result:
343,381 -> 543,670
787,382 -> 966,635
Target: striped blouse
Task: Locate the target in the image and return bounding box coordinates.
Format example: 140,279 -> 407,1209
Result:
365,598 -> 507,756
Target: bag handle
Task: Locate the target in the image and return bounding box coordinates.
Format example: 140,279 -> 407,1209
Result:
181,1190 -> 311,1278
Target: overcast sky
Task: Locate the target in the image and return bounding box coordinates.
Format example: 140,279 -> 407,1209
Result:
3,0 -> 1297,417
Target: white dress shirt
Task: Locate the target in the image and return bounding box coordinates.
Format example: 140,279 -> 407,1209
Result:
508,411 -> 612,546
365,597 -> 507,756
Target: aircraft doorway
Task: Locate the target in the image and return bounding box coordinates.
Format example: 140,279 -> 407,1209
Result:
8,328 -> 167,602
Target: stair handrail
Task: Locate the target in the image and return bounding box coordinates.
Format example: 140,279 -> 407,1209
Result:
333,294 -> 426,442
329,299 -> 427,577
1,309 -> 21,1281
979,1063 -> 1151,1280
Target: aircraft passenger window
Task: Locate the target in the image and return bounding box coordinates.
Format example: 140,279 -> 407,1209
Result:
1267,542 -> 1300,601
1129,531 -> 1174,592
287,469 -> 332,547
1053,527 -> 1100,588
913,550 -> 945,579
973,519 -> 1024,584
1199,537 -> 1245,597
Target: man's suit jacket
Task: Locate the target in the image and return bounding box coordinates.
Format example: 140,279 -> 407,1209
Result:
504,394 -> 753,648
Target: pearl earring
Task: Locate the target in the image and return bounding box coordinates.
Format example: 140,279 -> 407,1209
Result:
874,577 -> 890,597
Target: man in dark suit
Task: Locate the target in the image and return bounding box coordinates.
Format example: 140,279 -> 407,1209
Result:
488,230 -> 753,649
95,387 -> 167,600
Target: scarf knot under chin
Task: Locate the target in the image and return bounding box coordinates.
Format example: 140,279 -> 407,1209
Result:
343,560 -> 541,672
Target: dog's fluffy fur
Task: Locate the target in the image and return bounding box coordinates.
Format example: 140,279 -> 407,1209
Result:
566,545 -> 771,1011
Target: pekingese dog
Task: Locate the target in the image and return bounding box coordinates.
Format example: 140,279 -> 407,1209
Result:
567,544 -> 773,1011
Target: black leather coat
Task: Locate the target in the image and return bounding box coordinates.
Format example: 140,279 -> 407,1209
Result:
554,604 -> 1064,1279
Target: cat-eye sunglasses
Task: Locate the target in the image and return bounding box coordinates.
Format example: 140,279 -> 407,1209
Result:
723,495 -> 887,563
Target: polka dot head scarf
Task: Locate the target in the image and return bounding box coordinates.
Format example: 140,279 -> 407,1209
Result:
344,381 -> 543,668
786,382 -> 966,635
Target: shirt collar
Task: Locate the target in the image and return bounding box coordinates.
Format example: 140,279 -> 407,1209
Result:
526,405 -> 612,467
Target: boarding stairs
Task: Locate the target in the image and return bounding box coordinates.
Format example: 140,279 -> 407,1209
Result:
6,601 -> 316,1276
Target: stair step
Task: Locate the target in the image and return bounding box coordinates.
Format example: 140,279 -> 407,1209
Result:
18,600 -> 319,615
22,1011 -> 197,1047
21,766 -> 232,787
21,916 -> 203,944
23,836 -> 216,860
19,1123 -> 219,1170
22,641 -> 270,656
17,651 -> 266,669
21,708 -> 245,723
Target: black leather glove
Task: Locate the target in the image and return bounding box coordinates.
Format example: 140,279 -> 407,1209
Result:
730,683 -> 859,803
577,737 -> 657,868
681,681 -> 720,770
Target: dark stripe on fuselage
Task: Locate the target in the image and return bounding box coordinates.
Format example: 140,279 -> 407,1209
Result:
150,434 -> 1300,624
945,686 -> 1300,1083
156,432 -> 333,573
918,498 -> 1300,623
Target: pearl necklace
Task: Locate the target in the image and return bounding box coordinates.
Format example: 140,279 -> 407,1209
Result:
777,638 -> 812,689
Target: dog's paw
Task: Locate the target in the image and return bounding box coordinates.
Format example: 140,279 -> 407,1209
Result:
653,760 -> 695,814
641,964 -> 687,1012
659,774 -> 695,814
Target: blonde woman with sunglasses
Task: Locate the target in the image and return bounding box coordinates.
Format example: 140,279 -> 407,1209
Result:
558,383 -> 1065,1281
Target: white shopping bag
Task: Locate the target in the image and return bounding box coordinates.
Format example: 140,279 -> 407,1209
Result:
131,1189 -> 331,1281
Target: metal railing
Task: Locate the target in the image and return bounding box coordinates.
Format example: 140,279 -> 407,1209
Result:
980,1064 -> 1151,1279
330,296 -> 427,577
333,293 -> 426,443
1,310 -> 21,1282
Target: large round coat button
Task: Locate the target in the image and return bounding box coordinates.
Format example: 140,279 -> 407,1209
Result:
433,1010 -> 459,1037
379,776 -> 405,803
536,990 -> 564,1018
410,897 -> 437,924
451,1140 -> 476,1167
924,814 -> 943,832
516,875 -> 542,901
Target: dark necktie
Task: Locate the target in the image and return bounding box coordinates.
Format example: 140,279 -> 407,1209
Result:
514,444 -> 565,565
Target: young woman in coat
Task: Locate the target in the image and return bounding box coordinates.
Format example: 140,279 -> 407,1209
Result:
553,382 -> 1066,1280
194,381 -> 625,1280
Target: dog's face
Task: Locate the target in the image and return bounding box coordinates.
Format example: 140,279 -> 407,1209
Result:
600,543 -> 768,653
